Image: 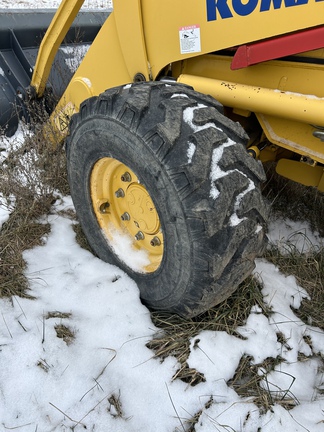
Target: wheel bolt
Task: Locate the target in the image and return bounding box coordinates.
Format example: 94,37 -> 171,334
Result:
121,172 -> 132,182
115,188 -> 125,198
150,236 -> 161,247
135,231 -> 145,241
121,212 -> 130,221
99,201 -> 110,214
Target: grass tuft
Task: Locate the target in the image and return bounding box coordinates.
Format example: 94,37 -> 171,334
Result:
265,246 -> 324,331
262,162 -> 324,236
0,125 -> 68,299
0,197 -> 52,298
227,355 -> 291,412
108,393 -> 124,418
147,277 -> 272,394
54,323 -> 75,345
73,223 -> 93,253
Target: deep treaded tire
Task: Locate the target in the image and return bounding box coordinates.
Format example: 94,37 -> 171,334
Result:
66,82 -> 268,317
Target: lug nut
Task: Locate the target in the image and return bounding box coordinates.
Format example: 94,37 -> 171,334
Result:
121,172 -> 132,182
150,236 -> 161,247
115,188 -> 125,198
99,201 -> 110,214
135,231 -> 145,241
121,212 -> 130,221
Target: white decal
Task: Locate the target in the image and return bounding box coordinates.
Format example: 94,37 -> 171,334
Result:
179,25 -> 201,54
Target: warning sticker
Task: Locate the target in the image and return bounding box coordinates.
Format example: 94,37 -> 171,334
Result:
179,25 -> 201,54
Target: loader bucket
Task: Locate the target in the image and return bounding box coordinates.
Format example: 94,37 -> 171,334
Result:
0,8 -> 109,136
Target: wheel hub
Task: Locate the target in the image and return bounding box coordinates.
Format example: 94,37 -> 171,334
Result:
126,184 -> 160,235
90,157 -> 164,273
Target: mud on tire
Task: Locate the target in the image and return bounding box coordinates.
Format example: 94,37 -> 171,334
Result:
66,81 -> 268,318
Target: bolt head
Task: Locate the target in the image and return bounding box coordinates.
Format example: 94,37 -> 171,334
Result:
121,212 -> 131,221
115,188 -> 125,198
121,172 -> 132,182
150,236 -> 161,247
135,231 -> 145,241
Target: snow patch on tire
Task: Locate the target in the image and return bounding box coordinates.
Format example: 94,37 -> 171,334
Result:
102,224 -> 150,273
183,104 -> 221,133
182,103 -> 256,216
187,142 -> 196,163
209,138 -> 256,226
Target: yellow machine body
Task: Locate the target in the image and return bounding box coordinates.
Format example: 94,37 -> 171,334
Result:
32,0 -> 324,191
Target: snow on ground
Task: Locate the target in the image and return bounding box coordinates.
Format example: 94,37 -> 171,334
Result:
268,217 -> 323,254
1,1 -> 324,431
1,178 -> 324,431
1,184 -> 324,432
0,193 -> 15,229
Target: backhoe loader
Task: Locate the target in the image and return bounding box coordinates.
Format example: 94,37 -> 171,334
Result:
1,0 -> 324,317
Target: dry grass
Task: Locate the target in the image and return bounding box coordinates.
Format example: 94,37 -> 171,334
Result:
265,246 -> 324,331
262,162 -> 324,236
227,355 -> 297,412
148,240 -> 324,419
263,163 -> 324,332
45,311 -> 76,345
0,190 -> 52,298
262,164 -> 324,331
73,223 -> 93,253
0,124 -> 68,298
54,323 -> 75,345
147,277 -> 271,387
107,393 -> 124,418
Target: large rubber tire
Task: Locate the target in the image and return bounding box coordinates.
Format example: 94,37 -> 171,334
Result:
66,82 -> 268,317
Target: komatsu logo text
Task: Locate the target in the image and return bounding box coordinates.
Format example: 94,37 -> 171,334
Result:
206,0 -> 321,21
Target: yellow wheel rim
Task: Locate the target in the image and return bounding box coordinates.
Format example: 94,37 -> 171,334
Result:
90,157 -> 164,273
